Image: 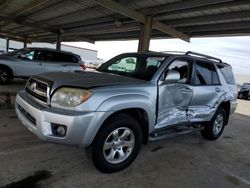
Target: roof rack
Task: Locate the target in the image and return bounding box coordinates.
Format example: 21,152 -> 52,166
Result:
161,51 -> 186,54
186,51 -> 222,63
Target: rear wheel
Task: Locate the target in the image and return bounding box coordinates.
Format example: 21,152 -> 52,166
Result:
0,67 -> 11,84
201,108 -> 226,140
91,113 -> 143,173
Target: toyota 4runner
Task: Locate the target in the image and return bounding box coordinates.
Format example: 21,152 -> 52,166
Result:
16,51 -> 237,173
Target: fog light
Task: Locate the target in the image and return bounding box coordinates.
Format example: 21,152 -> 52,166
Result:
51,124 -> 67,137
57,126 -> 66,137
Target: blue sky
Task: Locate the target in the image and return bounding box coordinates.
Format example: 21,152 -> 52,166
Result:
67,36 -> 250,75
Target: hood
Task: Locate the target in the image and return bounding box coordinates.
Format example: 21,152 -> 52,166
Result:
33,71 -> 147,89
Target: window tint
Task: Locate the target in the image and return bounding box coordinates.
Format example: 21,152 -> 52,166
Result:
217,64 -> 235,85
165,59 -> 190,83
108,57 -> 136,72
21,50 -> 35,60
34,50 -> 46,61
53,52 -> 78,63
194,62 -> 212,85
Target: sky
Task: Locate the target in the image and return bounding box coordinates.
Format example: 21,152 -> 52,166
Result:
66,36 -> 250,75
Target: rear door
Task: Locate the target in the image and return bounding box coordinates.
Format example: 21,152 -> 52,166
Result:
156,58 -> 193,129
188,61 -> 224,122
42,51 -> 81,73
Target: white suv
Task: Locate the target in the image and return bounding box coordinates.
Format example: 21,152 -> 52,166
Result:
0,47 -> 85,83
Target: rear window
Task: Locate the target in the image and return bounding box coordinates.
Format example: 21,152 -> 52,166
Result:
217,64 -> 235,85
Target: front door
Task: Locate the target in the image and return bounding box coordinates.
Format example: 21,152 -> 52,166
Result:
15,50 -> 44,76
156,58 -> 193,129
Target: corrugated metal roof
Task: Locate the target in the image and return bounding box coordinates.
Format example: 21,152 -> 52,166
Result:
0,0 -> 250,43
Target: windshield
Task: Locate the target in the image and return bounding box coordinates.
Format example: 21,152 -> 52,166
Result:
97,54 -> 167,81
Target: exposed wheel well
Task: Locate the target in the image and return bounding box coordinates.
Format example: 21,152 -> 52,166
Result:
0,64 -> 13,79
100,108 -> 149,145
218,101 -> 230,125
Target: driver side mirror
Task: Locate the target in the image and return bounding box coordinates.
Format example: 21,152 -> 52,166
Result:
164,70 -> 180,83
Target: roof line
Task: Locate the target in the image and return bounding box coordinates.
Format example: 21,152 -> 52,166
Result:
61,44 -> 98,52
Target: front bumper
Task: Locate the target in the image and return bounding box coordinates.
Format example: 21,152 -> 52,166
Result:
15,91 -> 110,147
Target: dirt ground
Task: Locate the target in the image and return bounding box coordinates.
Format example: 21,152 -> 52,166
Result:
0,81 -> 249,188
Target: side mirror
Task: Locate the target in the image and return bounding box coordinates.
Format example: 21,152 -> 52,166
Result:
164,70 -> 180,83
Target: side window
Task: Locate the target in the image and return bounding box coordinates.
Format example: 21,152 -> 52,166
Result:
194,62 -> 213,85
50,52 -> 78,63
45,51 -> 54,61
217,64 -> 235,85
165,59 -> 190,83
34,50 -> 46,61
108,57 -> 137,72
20,50 -> 35,60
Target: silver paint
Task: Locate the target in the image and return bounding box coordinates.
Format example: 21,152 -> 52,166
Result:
15,53 -> 238,147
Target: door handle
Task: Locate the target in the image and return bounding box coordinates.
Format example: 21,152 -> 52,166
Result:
182,88 -> 191,93
215,87 -> 222,92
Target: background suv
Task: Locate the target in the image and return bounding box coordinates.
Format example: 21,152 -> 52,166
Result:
16,51 -> 237,173
238,83 -> 250,100
0,47 -> 85,84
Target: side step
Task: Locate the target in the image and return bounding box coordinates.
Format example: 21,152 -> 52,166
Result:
149,126 -> 203,142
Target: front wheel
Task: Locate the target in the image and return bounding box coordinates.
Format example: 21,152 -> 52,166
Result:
201,108 -> 226,140
91,113 -> 143,173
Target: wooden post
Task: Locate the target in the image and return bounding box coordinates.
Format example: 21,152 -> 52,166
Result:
138,16 -> 153,52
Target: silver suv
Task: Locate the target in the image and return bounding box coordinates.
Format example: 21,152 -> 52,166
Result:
16,51 -> 237,173
0,48 -> 85,84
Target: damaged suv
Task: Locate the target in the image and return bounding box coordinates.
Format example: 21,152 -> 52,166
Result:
16,51 -> 237,173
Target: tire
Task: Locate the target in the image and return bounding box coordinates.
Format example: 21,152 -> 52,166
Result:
238,93 -> 243,99
201,108 -> 226,140
91,113 -> 143,173
0,67 -> 11,84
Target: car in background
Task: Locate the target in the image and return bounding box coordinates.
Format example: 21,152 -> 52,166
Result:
0,47 -> 86,84
238,83 -> 250,100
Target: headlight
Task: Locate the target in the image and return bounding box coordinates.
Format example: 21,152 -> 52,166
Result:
51,87 -> 92,108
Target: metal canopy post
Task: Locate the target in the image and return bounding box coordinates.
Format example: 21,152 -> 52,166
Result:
23,38 -> 27,48
6,38 -> 9,52
56,32 -> 62,50
138,16 -> 153,52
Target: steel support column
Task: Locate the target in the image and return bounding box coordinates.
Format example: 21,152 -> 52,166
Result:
6,38 -> 9,52
56,32 -> 62,50
23,38 -> 27,48
138,16 -> 153,52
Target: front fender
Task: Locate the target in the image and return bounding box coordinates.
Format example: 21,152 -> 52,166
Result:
97,94 -> 156,132
80,94 -> 156,147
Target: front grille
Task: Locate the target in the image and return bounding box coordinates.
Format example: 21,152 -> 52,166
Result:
25,78 -> 50,104
18,105 -> 36,125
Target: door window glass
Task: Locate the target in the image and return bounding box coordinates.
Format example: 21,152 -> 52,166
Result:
165,59 -> 190,83
194,62 -> 213,85
20,50 -> 35,60
53,52 -> 78,63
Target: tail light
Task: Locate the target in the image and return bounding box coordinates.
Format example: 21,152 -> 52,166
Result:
80,64 -> 86,70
